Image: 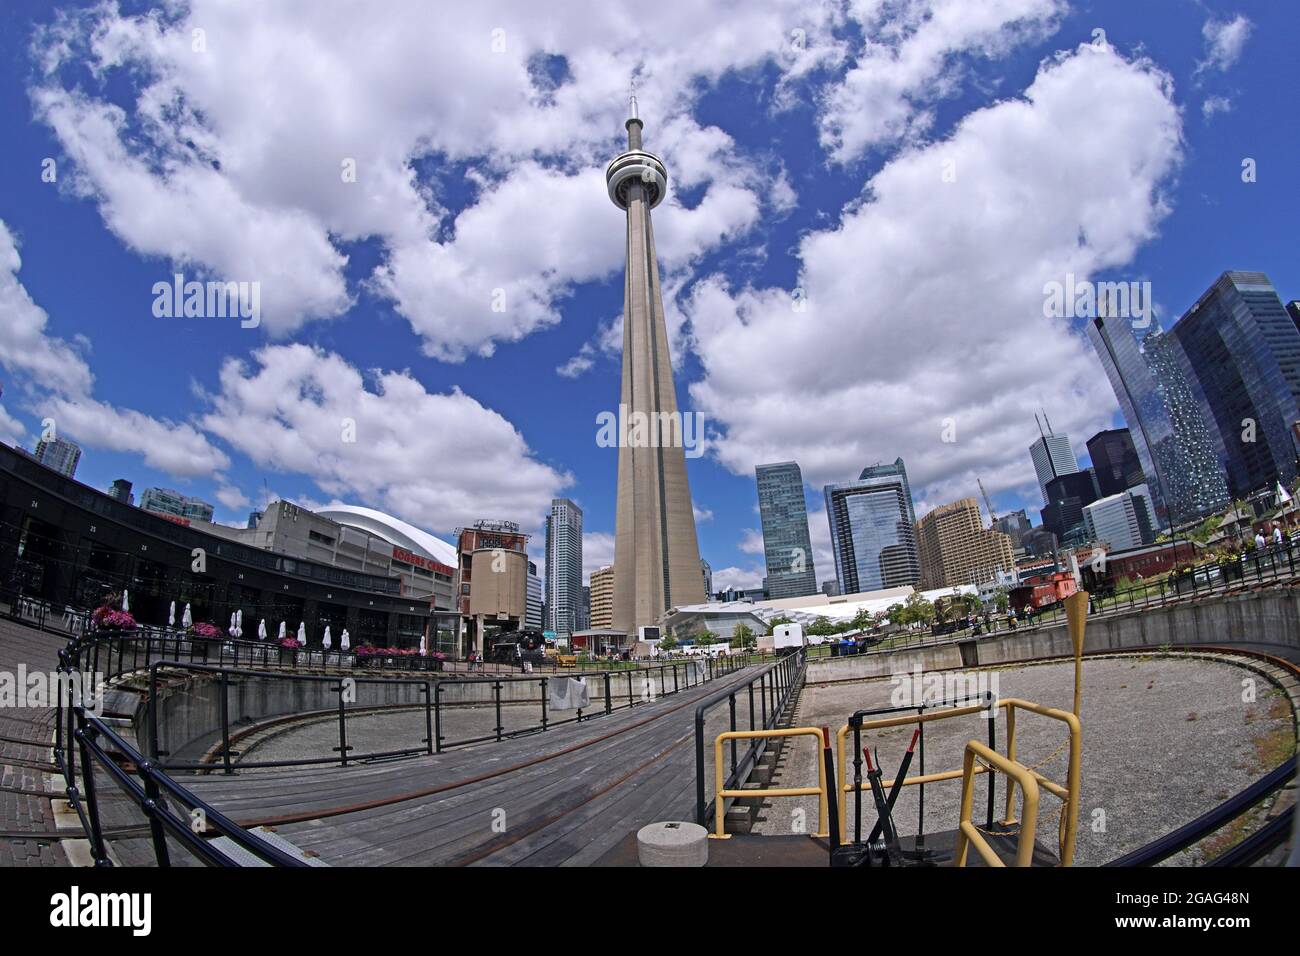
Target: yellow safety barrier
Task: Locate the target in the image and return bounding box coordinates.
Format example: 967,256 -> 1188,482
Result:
712,727 -> 829,840
954,741 -> 1040,867
834,697 -> 1081,865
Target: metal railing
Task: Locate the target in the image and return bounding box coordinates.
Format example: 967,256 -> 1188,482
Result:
694,649 -> 806,828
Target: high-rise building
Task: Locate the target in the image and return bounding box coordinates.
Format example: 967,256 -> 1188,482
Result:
589,565 -> 615,629
579,586 -> 591,631
824,458 -> 921,595
139,487 -> 215,522
455,519 -> 529,657
544,498 -> 583,636
1027,416 -> 1078,504
1168,271 -> 1300,499
526,561 -> 544,630
1040,470 -> 1100,544
33,436 -> 81,479
755,461 -> 818,598
700,558 -> 712,600
915,498 -> 1016,590
607,98 -> 705,632
993,510 -> 1031,549
1286,300 -> 1300,331
1087,428 -> 1144,497
108,478 -> 134,505
1088,312 -> 1230,524
1083,490 -> 1154,551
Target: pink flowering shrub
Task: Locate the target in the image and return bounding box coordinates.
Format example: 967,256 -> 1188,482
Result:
355,644 -> 426,657
279,637 -> 303,649
91,605 -> 138,632
189,621 -> 223,641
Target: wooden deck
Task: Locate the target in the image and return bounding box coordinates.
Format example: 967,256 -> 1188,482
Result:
126,664 -> 765,866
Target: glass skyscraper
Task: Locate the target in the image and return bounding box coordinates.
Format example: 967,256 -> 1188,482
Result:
544,498 -> 583,636
33,436 -> 81,479
1028,426 -> 1078,504
756,461 -> 817,598
1168,271 -> 1300,499
1087,313 -> 1230,525
824,458 -> 920,595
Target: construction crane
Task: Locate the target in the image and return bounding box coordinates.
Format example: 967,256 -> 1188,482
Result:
977,478 -> 996,528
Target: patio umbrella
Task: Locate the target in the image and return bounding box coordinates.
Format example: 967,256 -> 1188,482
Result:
229,610 -> 238,637
258,619 -> 267,641
122,590 -> 129,613
297,622 -> 306,646
278,621 -> 286,641
168,601 -> 176,627
419,632 -> 427,656
235,609 -> 243,639
322,626 -> 332,650
340,628 -> 350,651
182,603 -> 192,628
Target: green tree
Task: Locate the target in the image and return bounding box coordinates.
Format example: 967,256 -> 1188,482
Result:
903,592 -> 935,626
807,615 -> 836,636
886,603 -> 907,627
658,634 -> 678,653
850,607 -> 874,632
732,623 -> 756,649
694,629 -> 718,646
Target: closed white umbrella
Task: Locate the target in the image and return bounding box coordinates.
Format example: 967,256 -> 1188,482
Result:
182,603 -> 192,628
322,626 -> 332,650
168,601 -> 176,627
419,632 -> 427,656
278,621 -> 286,641
297,622 -> 306,646
236,609 -> 243,638
229,610 -> 237,637
340,628 -> 350,651
122,590 -> 129,613
258,619 -> 267,641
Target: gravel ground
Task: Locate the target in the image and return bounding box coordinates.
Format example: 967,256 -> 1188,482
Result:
755,656 -> 1294,866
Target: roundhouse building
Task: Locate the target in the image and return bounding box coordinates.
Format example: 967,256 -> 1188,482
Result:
0,443 -> 441,649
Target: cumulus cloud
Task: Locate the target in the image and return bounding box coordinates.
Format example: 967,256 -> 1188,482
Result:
32,0 -> 835,359
685,42 -> 1183,510
818,0 -> 1064,162
0,405 -> 25,446
1198,14 -> 1252,74
1202,95 -> 1233,120
198,344 -> 570,535
582,531 -> 616,584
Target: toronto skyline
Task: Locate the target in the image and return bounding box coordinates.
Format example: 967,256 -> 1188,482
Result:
0,0 -> 1295,596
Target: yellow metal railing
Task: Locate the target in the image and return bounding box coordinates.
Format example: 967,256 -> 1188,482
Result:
834,697 -> 1082,865
954,741 -> 1040,867
712,727 -> 829,840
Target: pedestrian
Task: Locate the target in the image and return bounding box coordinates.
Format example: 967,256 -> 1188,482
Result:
1272,523 -> 1284,546
1255,529 -> 1266,550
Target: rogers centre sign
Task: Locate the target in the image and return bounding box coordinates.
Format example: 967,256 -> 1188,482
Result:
392,547 -> 454,577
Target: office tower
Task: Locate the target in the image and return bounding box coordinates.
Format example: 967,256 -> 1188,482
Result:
33,436 -> 81,478
589,565 -> 615,629
1040,470 -> 1100,544
579,586 -> 590,630
755,461 -> 818,598
1087,428 -> 1145,497
1083,490 -> 1154,551
1088,312 -> 1230,524
108,478 -> 134,505
139,487 -> 215,522
607,98 -> 705,632
1027,415 -> 1078,504
1287,300 -> 1300,331
700,558 -> 712,600
824,458 -> 921,595
993,510 -> 1031,549
544,498 -> 583,636
915,498 -> 1016,590
1169,271 -> 1300,499
526,561 -> 544,630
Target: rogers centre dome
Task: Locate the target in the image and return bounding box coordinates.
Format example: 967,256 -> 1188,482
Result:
316,505 -> 457,568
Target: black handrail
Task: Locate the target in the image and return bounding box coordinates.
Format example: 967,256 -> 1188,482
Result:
694,650 -> 806,828
1104,754 -> 1296,866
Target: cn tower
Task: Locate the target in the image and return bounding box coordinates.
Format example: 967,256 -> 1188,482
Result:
606,96 -> 705,635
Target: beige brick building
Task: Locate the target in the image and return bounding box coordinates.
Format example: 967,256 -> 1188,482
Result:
915,498 -> 1015,590
589,565 -> 615,630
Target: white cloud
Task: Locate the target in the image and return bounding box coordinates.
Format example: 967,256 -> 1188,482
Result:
215,484 -> 251,511
582,531 -> 616,584
693,501 -> 714,523
1202,95 -> 1233,120
0,405 -> 25,446
818,0 -> 1064,162
42,395 -> 231,476
33,0 -> 835,359
738,527 -> 766,555
709,564 -> 766,592
0,221 -> 93,397
1199,15 -> 1252,74
198,344 -> 569,536
685,42 -> 1182,511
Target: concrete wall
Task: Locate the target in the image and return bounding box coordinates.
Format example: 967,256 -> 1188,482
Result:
808,585 -> 1300,683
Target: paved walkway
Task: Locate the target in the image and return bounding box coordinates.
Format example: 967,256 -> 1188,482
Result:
0,617 -> 75,866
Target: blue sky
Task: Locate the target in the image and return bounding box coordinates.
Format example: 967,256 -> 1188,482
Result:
0,0 -> 1295,591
